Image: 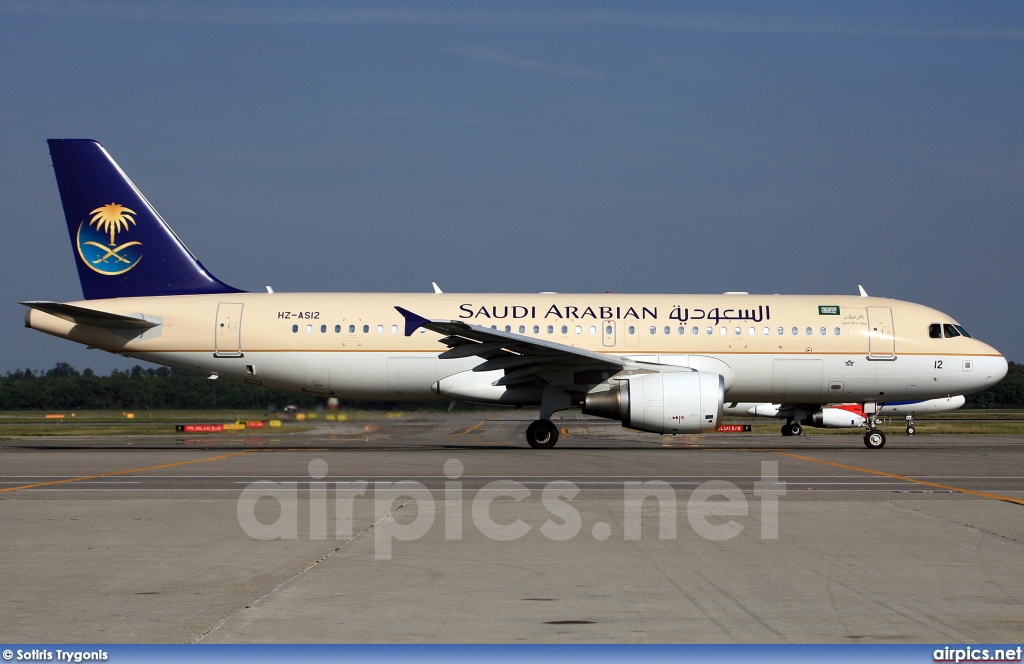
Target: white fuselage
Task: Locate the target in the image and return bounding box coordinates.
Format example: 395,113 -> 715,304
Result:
26,292 -> 1007,405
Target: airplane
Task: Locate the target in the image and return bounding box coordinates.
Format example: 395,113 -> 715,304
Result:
22,139 -> 1008,449
723,395 -> 966,436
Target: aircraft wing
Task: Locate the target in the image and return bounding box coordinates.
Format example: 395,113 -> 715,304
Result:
396,306 -> 625,389
21,301 -> 160,330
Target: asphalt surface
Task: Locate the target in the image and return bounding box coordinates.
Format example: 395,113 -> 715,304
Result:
1,414 -> 1022,643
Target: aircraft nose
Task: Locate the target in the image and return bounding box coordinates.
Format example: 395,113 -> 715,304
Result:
985,356 -> 1008,386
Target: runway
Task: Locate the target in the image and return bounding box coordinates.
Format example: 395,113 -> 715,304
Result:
1,413 -> 1022,643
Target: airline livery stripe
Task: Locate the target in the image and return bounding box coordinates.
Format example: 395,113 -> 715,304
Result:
129,349 -> 1003,357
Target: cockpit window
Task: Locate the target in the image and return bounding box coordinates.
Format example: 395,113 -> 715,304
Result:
928,323 -> 942,339
943,324 -> 960,338
954,325 -> 972,338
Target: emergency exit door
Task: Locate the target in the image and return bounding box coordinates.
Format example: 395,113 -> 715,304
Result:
215,303 -> 243,357
602,320 -> 616,347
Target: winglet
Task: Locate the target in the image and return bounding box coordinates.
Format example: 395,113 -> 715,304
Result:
395,306 -> 432,336
858,285 -> 869,297
431,281 -> 443,294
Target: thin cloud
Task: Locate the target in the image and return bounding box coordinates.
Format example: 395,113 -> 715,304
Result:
448,47 -> 605,80
1,2 -> 1022,40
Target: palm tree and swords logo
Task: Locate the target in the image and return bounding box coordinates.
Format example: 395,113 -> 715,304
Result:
75,203 -> 143,275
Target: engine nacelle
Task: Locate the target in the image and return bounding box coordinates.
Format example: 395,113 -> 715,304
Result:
583,371 -> 724,434
811,407 -> 866,428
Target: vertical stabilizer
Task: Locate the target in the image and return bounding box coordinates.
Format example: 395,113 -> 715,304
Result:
48,139 -> 243,299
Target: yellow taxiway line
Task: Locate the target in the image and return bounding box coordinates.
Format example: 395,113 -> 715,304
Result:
0,450 -> 259,494
772,450 -> 1024,506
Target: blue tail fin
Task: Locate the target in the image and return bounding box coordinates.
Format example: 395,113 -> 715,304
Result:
48,139 -> 244,300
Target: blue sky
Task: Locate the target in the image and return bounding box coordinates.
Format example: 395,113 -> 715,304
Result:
1,1 -> 1022,373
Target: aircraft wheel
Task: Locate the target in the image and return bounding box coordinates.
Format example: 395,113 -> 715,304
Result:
780,423 -> 792,436
906,425 -> 916,436
526,419 -> 559,449
787,422 -> 803,437
863,429 -> 886,449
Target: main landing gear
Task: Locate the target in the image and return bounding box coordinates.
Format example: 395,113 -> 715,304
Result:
526,419 -> 559,449
781,421 -> 803,437
525,386 -> 571,449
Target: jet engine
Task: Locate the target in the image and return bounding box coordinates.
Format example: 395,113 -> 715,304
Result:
583,371 -> 724,434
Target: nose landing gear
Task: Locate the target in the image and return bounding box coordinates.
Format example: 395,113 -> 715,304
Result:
863,429 -> 886,449
861,402 -> 886,449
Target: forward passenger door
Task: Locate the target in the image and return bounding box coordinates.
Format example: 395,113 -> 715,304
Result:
866,306 -> 896,359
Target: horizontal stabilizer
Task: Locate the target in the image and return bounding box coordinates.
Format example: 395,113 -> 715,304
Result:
21,301 -> 159,329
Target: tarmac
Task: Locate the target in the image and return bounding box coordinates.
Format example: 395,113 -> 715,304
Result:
1,413 -> 1022,643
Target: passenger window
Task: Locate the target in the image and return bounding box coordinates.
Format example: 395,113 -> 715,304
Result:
834,327 -> 841,336
519,325 -> 525,334
650,326 -> 657,335
505,325 -> 511,332
533,325 -> 540,334
547,325 -> 554,334
608,326 -> 615,335
390,324 -> 397,334
749,327 -> 755,336
335,325 -> 341,333
306,324 -> 313,334
805,327 -> 812,336
791,327 -> 798,336
561,325 -> 568,334
629,325 -> 636,335
292,324 -> 298,333
777,327 -> 783,335
692,326 -> 699,335
664,326 -> 670,335
706,326 -> 713,335
734,327 -> 741,335
678,326 -> 686,335
321,324 -> 327,333
591,326 -> 598,335
819,327 -> 826,336
720,327 -> 727,335
763,327 -> 770,335
376,325 -> 383,333
929,323 -> 942,338
943,324 -> 960,338
362,324 -> 369,333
